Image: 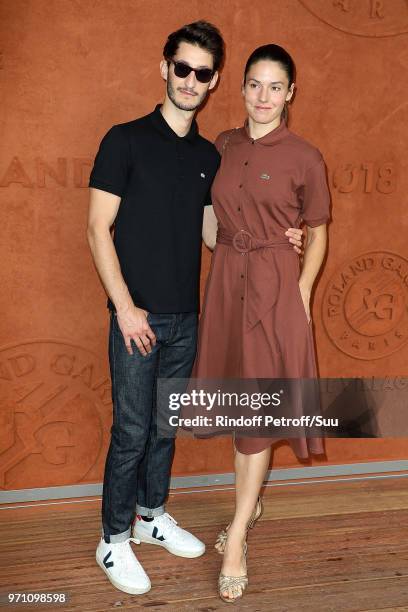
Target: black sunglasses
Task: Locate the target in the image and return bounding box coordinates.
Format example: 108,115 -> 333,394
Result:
169,60 -> 214,83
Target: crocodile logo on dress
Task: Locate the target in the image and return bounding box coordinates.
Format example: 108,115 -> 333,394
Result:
260,173 -> 270,180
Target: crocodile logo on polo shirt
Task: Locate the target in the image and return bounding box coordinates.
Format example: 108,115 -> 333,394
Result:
260,173 -> 270,180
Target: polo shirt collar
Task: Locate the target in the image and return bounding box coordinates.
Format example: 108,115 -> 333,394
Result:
238,117 -> 289,146
150,104 -> 198,142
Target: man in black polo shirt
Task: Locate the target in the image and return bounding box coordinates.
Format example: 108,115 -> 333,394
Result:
88,21 -> 224,595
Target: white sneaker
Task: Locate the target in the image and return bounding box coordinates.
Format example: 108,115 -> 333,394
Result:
96,537 -> 151,595
133,513 -> 205,558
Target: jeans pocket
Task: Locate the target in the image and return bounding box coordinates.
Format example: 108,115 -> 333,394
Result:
111,310 -> 122,334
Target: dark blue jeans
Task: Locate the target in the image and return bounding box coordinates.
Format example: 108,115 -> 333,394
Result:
102,311 -> 198,543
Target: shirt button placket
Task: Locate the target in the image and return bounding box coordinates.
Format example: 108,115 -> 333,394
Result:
177,142 -> 184,179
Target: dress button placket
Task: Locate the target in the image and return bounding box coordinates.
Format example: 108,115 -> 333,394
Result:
239,144 -> 251,299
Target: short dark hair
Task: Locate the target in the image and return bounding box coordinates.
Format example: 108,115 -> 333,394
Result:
163,21 -> 224,72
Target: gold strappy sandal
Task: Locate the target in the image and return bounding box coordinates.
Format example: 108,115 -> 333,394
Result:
218,542 -> 248,604
215,496 -> 263,555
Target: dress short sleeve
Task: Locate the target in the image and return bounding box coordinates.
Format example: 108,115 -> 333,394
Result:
300,157 -> 331,227
214,130 -> 234,156
89,125 -> 129,197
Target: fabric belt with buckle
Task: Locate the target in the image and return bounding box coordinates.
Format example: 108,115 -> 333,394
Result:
216,227 -> 292,253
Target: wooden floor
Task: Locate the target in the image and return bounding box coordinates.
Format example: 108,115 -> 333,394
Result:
1,477 -> 408,611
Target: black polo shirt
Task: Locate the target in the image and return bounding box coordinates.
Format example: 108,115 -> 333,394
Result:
89,104 -> 220,313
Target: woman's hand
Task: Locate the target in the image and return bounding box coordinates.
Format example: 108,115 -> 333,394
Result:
285,228 -> 303,254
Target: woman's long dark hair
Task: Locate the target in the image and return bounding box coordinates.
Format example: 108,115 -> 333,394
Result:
244,44 -> 296,122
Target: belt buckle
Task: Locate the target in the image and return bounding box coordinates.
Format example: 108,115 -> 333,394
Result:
232,229 -> 252,253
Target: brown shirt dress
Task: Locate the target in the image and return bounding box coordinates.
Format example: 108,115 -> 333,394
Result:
192,118 -> 331,459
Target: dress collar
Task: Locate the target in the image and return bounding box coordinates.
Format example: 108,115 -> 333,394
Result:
240,117 -> 289,146
150,104 -> 198,143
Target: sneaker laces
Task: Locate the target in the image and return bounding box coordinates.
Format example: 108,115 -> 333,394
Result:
155,513 -> 181,538
116,538 -> 142,573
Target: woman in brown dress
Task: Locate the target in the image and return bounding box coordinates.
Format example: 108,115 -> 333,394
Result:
194,44 -> 331,602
